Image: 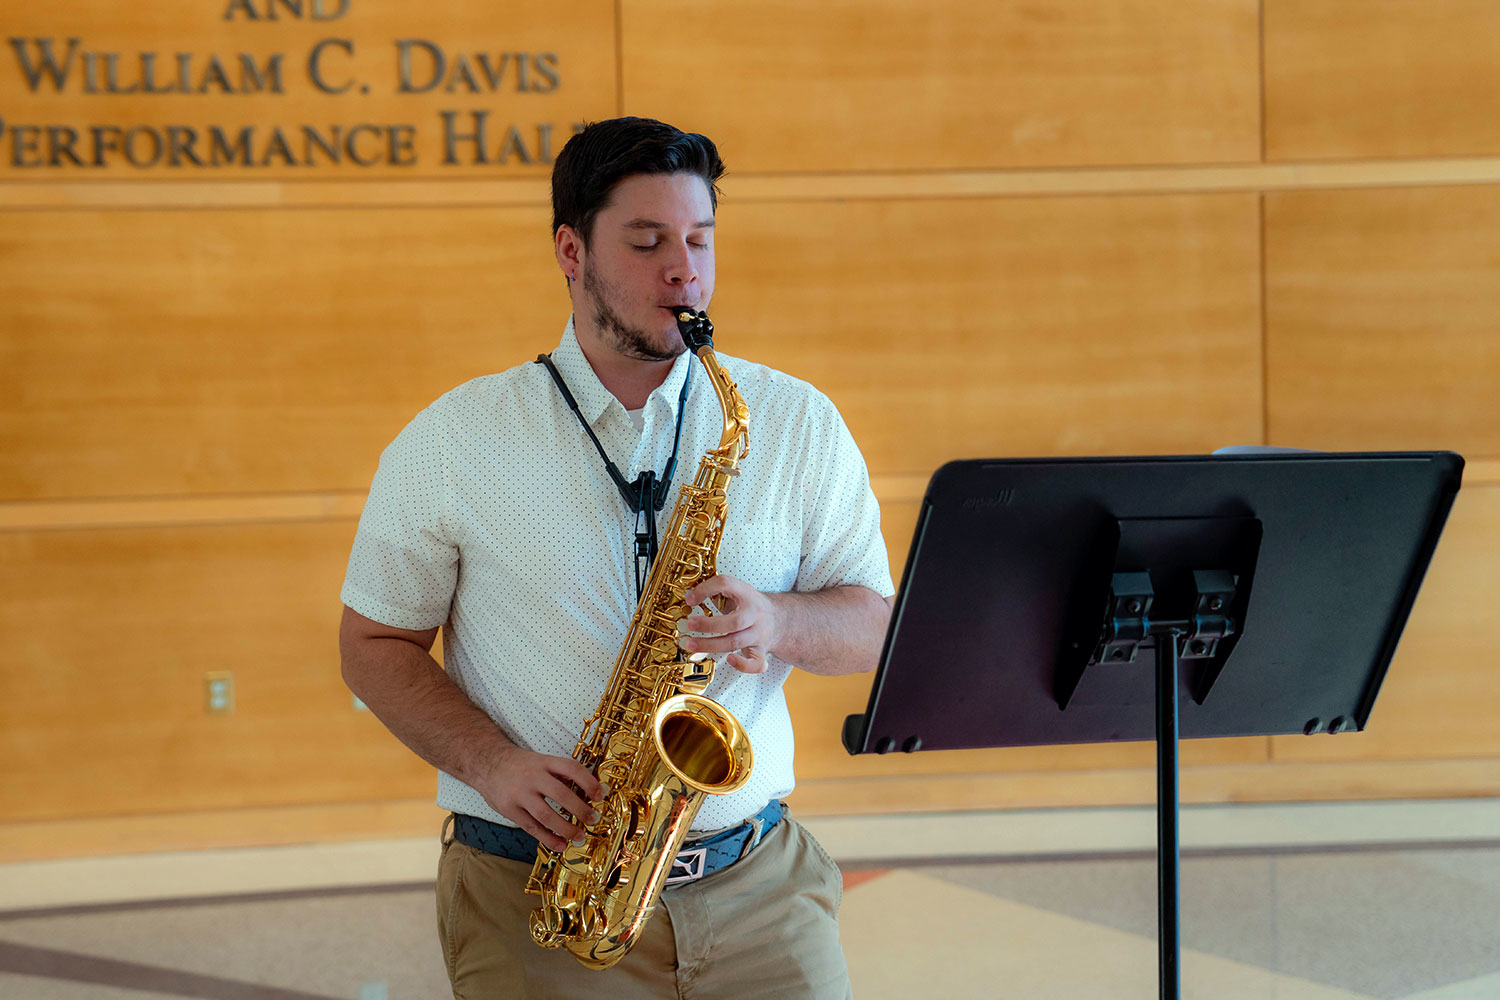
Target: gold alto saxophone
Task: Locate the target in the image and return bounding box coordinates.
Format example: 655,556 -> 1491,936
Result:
526,309 -> 754,970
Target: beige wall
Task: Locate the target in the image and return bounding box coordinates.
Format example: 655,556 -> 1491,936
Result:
3,0 -> 1499,860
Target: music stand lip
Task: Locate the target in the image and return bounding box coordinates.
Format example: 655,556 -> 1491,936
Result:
844,449 -> 1463,757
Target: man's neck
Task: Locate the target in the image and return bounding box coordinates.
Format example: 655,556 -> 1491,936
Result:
574,334 -> 678,411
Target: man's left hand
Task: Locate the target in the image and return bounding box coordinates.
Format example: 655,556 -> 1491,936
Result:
679,574 -> 778,674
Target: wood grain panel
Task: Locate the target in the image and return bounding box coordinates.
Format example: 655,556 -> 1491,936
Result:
0,204 -> 565,501
0,519 -> 432,823
791,758 -> 1500,817
0,0 -> 615,178
1266,0 -> 1500,161
1271,484 -> 1500,764
713,193 -> 1264,474
621,0 -> 1260,172
1265,186 -> 1500,454
2,192 -> 1263,502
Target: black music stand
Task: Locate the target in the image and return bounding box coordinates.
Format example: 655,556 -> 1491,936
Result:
843,451 -> 1463,1000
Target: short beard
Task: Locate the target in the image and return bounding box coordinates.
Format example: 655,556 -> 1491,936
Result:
582,264 -> 684,363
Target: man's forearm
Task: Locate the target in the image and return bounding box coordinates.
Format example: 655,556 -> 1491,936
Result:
340,637 -> 516,788
765,585 -> 892,676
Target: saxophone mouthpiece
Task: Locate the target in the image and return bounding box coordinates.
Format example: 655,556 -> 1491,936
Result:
675,309 -> 714,353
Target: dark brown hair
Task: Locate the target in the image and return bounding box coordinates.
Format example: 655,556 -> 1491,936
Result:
551,117 -> 725,245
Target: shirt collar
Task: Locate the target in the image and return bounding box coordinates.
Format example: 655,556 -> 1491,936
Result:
551,315 -> 695,428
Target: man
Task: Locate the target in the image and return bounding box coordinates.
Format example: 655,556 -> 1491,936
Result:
339,117 -> 893,999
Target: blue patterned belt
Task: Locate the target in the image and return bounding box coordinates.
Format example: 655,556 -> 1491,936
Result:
451,799 -> 785,886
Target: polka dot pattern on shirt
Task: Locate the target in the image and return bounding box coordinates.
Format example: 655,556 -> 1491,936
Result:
342,317 -> 893,830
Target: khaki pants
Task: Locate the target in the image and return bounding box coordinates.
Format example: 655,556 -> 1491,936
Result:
435,812 -> 852,999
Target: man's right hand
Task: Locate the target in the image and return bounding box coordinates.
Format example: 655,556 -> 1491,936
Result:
338,606 -> 609,854
477,745 -> 608,853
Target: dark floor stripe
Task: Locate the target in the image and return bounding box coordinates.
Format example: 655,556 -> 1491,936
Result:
0,940 -> 346,1000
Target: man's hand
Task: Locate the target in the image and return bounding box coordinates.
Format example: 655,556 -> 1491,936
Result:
473,745 -> 608,853
677,581 -> 891,677
680,574 -> 777,674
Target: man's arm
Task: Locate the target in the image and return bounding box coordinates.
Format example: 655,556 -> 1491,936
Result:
679,578 -> 893,676
338,606 -> 605,852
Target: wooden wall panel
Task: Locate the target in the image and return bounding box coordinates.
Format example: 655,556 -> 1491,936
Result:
1266,1 -> 1500,161
1271,484 -> 1500,764
0,519 -> 432,823
621,0 -> 1261,172
714,193 -> 1264,473
0,191 -> 1263,503
1265,186 -> 1500,455
0,205 -> 564,501
0,1 -> 615,178
8,0 -> 1500,855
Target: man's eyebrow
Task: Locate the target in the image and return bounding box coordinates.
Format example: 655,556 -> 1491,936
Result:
621,219 -> 716,231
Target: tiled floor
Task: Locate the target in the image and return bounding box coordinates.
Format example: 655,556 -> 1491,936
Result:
3,803 -> 1499,999
841,848 -> 1500,999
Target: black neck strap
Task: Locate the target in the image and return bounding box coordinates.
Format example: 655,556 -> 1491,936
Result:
534,352 -> 692,596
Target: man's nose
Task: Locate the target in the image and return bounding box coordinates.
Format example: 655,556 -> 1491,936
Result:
663,243 -> 697,285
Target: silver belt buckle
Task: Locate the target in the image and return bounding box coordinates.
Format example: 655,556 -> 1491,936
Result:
664,845 -> 708,886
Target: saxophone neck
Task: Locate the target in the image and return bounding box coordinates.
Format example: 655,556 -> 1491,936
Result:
696,345 -> 749,465
676,310 -> 748,466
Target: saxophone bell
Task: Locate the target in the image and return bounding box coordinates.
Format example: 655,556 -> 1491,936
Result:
654,693 -> 753,795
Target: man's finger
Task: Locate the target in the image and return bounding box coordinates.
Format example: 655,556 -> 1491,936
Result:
535,796 -> 587,844
517,811 -> 571,853
552,757 -> 607,801
684,576 -> 747,606
543,777 -> 601,827
683,626 -> 760,655
682,609 -> 750,634
727,647 -> 768,674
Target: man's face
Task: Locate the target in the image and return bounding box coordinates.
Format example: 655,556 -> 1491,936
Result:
574,171 -> 717,363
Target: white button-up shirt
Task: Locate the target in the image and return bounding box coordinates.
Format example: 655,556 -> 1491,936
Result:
342,318 -> 893,829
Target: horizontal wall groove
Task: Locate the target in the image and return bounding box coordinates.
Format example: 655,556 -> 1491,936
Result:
3,460 -> 1494,532
7,157 -> 1500,212
0,492 -> 368,533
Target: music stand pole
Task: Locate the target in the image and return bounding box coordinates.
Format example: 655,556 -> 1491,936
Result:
1155,627 -> 1182,1000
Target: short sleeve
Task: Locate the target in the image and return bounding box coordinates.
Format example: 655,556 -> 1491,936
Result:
794,396 -> 896,598
340,406 -> 458,630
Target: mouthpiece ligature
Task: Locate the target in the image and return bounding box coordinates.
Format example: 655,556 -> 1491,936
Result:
675,309 -> 715,353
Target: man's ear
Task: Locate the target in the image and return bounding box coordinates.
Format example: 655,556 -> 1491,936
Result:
555,224 -> 585,282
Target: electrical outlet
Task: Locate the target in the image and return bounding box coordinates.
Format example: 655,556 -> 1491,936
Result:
205,672 -> 235,715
